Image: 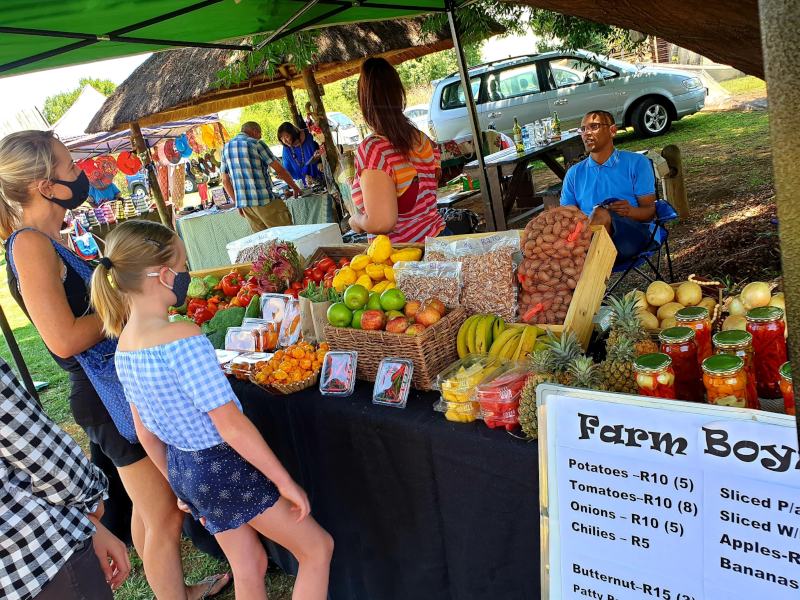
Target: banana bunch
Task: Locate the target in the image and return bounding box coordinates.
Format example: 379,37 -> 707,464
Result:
457,315 -> 543,360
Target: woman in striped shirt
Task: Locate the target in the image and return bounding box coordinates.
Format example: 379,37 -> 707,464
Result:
349,57 -> 448,243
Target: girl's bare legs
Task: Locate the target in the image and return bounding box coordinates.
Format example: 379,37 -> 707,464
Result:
215,498 -> 333,600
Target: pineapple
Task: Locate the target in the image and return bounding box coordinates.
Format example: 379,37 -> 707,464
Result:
518,330 -> 583,439
600,337 -> 638,394
607,294 -> 658,357
566,356 -> 606,391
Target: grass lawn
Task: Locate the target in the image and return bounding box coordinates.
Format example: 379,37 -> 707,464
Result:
720,75 -> 767,96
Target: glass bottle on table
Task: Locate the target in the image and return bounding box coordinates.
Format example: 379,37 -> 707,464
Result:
712,330 -> 760,409
533,120 -> 544,145
551,111 -> 562,141
513,117 -> 524,155
674,306 -> 712,367
746,306 -> 787,399
659,327 -> 704,403
779,362 -> 795,416
634,353 -> 676,399
702,354 -> 748,408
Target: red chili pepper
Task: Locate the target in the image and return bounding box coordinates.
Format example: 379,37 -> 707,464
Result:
221,272 -> 243,297
193,307 -> 214,326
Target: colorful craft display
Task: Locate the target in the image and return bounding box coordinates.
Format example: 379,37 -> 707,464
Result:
117,151 -> 142,175
175,134 -> 193,158
164,139 -> 181,164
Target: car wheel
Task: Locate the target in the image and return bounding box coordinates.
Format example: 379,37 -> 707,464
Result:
184,175 -> 198,194
632,98 -> 672,137
131,184 -> 147,198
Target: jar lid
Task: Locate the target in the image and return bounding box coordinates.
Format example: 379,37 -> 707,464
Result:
675,306 -> 709,321
713,330 -> 752,349
779,361 -> 792,382
746,306 -> 784,322
702,354 -> 744,375
659,326 -> 695,343
634,352 -> 672,373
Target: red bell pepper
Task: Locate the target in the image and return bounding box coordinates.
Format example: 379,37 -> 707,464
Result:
193,307 -> 215,326
207,297 -> 221,314
236,288 -> 258,306
221,272 -> 243,297
187,298 -> 208,317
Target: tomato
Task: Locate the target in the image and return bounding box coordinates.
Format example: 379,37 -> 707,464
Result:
339,257 -> 350,268
291,282 -> 303,290
284,288 -> 300,299
325,265 -> 337,275
304,268 -> 314,279
319,257 -> 335,271
311,268 -> 324,282
302,277 -> 312,289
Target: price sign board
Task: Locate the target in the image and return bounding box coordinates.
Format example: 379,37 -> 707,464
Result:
538,385 -> 799,600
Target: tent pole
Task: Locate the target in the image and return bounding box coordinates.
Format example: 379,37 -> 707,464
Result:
301,65 -> 339,174
445,0 -> 496,231
758,0 -> 800,443
130,121 -> 172,229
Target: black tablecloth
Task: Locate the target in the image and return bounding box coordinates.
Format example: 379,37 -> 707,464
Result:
230,379 -> 541,600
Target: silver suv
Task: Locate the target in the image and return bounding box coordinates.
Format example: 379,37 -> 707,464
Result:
427,50 -> 707,141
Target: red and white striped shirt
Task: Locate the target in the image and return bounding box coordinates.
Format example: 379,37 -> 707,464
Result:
352,134 -> 445,243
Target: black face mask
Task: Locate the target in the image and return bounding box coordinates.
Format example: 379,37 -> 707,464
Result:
41,170 -> 91,210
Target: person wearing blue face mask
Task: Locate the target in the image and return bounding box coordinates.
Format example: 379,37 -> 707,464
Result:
0,131 -> 232,600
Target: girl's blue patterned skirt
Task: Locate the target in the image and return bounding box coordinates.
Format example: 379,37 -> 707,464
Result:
167,442 -> 280,534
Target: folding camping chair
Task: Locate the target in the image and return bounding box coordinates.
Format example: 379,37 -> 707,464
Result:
605,199 -> 679,298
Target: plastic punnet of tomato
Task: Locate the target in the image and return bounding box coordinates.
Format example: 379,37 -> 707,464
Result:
472,363 -> 530,430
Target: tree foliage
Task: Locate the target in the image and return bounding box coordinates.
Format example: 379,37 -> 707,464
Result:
42,78 -> 116,125
527,8 -> 645,55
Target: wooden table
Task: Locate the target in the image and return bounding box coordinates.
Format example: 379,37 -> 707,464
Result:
463,132 -> 584,230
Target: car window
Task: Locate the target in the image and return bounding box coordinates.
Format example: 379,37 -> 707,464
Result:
547,58 -> 618,89
329,113 -> 355,127
488,64 -> 541,100
440,76 -> 482,110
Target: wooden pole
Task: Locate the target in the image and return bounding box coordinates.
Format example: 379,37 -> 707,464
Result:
661,144 -> 689,219
758,0 -> 800,439
301,65 -> 338,174
284,85 -> 302,129
130,121 -> 172,229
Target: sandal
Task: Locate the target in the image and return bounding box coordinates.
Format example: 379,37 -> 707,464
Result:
197,573 -> 233,599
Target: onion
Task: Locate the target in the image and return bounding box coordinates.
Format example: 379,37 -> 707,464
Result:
740,282 -> 771,309
727,297 -> 747,316
723,315 -> 747,331
768,293 -> 788,339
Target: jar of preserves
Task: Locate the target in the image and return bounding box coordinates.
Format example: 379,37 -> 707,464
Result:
634,353 -> 676,399
746,306 -> 787,399
779,362 -> 795,416
702,354 -> 747,408
675,306 -> 712,366
659,327 -> 704,403
712,330 -> 760,410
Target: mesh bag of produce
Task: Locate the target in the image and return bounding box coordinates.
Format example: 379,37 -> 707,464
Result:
517,206 -> 592,325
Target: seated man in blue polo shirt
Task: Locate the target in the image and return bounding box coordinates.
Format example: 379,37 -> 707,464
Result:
560,110 -> 656,263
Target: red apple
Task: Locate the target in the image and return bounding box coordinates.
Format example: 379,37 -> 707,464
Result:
406,323 -> 427,336
386,316 -> 410,333
404,300 -> 421,319
424,298 -> 446,317
360,309 -> 386,331
415,304 -> 441,327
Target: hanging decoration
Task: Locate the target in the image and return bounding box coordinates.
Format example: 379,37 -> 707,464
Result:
117,151 -> 142,175
72,219 -> 100,260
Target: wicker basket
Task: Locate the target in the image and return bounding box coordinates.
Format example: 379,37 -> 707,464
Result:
248,370 -> 320,396
644,277 -> 725,339
324,306 -> 467,391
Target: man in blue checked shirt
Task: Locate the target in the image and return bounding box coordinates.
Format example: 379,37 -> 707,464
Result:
560,110 -> 657,263
220,122 -> 303,233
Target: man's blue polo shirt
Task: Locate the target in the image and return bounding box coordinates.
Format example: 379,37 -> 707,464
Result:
560,148 -> 655,216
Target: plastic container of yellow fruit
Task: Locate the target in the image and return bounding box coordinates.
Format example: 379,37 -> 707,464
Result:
432,354 -> 507,422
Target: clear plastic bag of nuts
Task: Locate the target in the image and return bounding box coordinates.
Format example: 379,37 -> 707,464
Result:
442,231 -> 520,321
393,261 -> 462,305
517,205 -> 592,325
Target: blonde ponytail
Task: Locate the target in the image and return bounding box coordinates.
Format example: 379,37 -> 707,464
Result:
90,220 -> 178,338
0,130 -> 57,239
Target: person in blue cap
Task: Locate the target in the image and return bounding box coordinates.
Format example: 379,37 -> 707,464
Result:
560,110 -> 657,263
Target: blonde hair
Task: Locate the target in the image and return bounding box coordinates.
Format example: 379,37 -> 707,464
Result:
91,220 -> 178,338
0,130 -> 58,239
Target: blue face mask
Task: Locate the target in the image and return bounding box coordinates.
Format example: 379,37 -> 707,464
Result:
148,268 -> 191,308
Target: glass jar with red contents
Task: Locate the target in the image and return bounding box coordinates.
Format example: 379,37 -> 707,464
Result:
675,306 -> 712,367
712,330 -> 760,410
746,306 -> 787,399
659,327 -> 704,403
634,353 -> 676,399
779,362 -> 795,416
702,354 -> 748,408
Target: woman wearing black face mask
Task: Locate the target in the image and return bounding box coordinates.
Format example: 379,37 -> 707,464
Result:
0,131 -> 232,600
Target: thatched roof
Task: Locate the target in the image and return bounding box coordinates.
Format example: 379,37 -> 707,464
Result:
88,18 -> 499,133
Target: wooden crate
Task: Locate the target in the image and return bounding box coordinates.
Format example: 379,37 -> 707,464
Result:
303,243 -> 425,270
644,280 -> 724,338
190,262 -> 252,279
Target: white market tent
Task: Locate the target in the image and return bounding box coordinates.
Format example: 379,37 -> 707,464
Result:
51,84 -> 108,141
